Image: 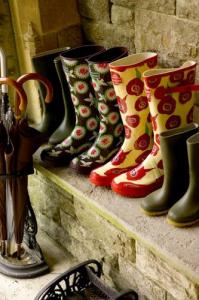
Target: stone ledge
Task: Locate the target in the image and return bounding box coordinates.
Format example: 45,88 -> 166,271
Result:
29,155 -> 199,299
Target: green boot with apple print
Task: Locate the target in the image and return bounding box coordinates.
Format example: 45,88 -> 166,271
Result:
70,47 -> 128,174
41,45 -> 105,165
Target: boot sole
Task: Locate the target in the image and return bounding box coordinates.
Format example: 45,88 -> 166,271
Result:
140,207 -> 169,216
166,217 -> 199,227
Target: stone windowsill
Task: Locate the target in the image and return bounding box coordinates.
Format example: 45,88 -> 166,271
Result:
33,154 -> 199,287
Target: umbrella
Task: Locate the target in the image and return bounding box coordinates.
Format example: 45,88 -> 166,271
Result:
0,74 -> 52,261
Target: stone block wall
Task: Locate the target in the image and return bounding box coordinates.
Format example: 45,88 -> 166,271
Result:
78,0 -> 199,68
29,169 -> 199,300
0,1 -> 18,78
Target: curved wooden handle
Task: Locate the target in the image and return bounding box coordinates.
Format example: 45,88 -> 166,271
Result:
0,78 -> 27,118
16,72 -> 53,103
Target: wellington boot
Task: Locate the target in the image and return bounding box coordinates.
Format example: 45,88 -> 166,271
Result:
70,47 -> 128,174
90,53 -> 158,186
32,47 -> 69,135
49,56 -> 75,145
167,131 -> 199,227
141,123 -> 198,216
111,61 -> 197,197
41,45 -> 105,165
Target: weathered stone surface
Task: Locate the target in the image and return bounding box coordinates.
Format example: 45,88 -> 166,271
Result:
74,199 -> 136,261
135,9 -> 199,66
57,24 -> 83,48
136,0 -> 175,15
176,0 -> 199,22
0,0 -> 18,77
136,243 -> 199,300
111,5 -> 134,25
111,0 -> 137,8
78,0 -> 110,21
114,257 -> 167,300
82,19 -> 135,52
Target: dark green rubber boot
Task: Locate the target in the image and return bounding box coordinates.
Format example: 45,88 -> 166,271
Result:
31,47 -> 69,135
141,123 -> 198,216
167,130 -> 199,227
49,56 -> 75,145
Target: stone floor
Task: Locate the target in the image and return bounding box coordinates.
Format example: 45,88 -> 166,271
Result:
0,231 -> 76,300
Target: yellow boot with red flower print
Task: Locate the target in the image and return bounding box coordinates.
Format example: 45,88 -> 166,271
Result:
90,53 -> 158,186
111,61 -> 197,197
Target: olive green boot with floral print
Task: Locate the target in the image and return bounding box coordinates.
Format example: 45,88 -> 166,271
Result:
70,47 -> 128,174
41,45 -> 105,165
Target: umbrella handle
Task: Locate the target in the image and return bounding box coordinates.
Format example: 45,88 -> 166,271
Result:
15,72 -> 53,118
0,78 -> 27,118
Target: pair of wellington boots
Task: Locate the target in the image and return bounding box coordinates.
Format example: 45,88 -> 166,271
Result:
41,45 -> 128,173
90,56 -> 197,198
32,47 -> 76,144
141,123 -> 199,227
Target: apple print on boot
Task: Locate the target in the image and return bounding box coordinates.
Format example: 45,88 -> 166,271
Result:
111,61 -> 197,198
70,47 -> 128,174
90,53 -> 158,186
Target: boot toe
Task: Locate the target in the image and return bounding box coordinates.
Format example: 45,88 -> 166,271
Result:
70,157 -> 95,175
89,170 -> 112,186
111,178 -> 163,198
40,147 -> 72,165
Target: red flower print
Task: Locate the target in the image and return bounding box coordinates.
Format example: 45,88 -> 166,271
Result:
170,71 -> 184,83
135,150 -> 151,164
124,125 -> 131,139
179,91 -> 192,104
155,134 -> 160,145
187,107 -> 193,123
104,167 -> 131,176
134,133 -> 150,150
157,160 -> 163,169
78,83 -> 85,90
154,86 -> 165,99
145,76 -> 161,89
135,96 -> 148,111
112,149 -> 131,165
80,67 -> 89,76
151,114 -> 158,131
166,115 -> 181,129
151,143 -> 159,156
158,96 -> 176,115
126,78 -> 144,96
98,63 -> 108,69
147,113 -> 151,123
127,166 -> 153,181
117,95 -> 127,113
111,72 -> 122,85
147,56 -> 157,68
186,70 -> 195,84
126,115 -> 140,128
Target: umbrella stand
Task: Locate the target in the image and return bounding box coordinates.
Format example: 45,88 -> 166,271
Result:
0,76 -> 52,278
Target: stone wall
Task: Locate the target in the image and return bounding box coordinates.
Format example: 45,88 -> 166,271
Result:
78,0 -> 199,68
29,167 -> 199,300
0,1 -> 18,78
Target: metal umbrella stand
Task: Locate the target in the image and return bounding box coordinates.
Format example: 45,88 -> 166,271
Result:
0,48 -> 53,278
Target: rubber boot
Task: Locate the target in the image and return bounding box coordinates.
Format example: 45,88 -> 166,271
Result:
167,131 -> 199,227
89,53 -> 158,186
49,56 -> 75,145
141,123 -> 198,216
40,45 -> 105,165
111,61 -> 197,197
70,46 -> 128,174
31,47 -> 69,135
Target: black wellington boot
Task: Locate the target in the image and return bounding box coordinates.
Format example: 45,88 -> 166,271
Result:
167,130 -> 199,227
49,56 -> 75,145
31,47 -> 69,136
141,123 -> 198,216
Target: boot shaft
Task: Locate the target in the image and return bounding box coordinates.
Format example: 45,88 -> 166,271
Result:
160,123 -> 198,187
187,132 -> 199,183
143,61 -> 197,134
